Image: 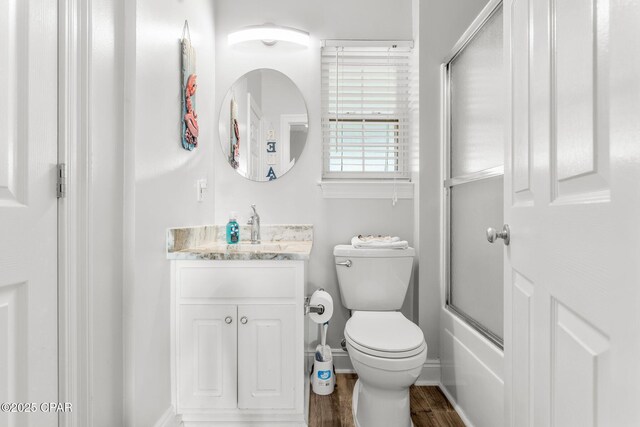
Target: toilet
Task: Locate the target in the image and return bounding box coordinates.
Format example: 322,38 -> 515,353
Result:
334,245 -> 426,427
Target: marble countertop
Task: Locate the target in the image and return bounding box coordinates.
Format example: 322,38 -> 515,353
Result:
167,224 -> 313,261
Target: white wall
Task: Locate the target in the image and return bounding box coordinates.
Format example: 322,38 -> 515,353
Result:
123,1 -> 216,425
213,0 -> 416,351
86,0 -> 125,424
419,0 -> 505,425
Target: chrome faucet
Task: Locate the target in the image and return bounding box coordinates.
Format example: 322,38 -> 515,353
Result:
247,204 -> 261,244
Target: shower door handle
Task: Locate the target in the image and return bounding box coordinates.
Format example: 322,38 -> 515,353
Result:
486,224 -> 510,246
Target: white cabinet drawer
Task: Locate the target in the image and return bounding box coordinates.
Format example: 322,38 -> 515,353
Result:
177,263 -> 297,299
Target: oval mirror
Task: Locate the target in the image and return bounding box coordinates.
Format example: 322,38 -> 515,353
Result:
219,69 -> 308,182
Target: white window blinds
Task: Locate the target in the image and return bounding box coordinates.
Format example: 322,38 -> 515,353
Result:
321,42 -> 413,179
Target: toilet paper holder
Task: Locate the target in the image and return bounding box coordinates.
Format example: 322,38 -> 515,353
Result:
305,288 -> 326,315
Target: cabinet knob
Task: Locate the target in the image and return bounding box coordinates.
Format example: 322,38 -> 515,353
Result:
240,316 -> 248,324
225,316 -> 233,324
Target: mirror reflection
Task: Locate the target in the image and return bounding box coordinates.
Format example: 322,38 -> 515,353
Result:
219,69 -> 308,182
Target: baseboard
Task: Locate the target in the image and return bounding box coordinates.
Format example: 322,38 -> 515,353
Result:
414,359 -> 441,386
331,349 -> 354,373
438,383 -> 474,427
305,348 -> 354,373
154,406 -> 179,427
306,349 -> 441,385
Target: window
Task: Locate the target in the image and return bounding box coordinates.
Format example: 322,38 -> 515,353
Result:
321,42 -> 413,179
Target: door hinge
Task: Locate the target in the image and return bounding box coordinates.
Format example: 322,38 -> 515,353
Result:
57,163 -> 66,199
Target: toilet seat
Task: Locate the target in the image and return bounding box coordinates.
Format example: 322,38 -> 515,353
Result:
345,311 -> 426,359
346,336 -> 427,359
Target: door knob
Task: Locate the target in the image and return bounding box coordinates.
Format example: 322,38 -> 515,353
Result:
225,316 -> 233,324
486,224 -> 510,246
240,316 -> 248,324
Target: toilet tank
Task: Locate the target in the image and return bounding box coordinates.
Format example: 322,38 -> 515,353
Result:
333,245 -> 415,311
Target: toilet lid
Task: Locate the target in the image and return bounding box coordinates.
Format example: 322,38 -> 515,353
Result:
344,311 -> 425,356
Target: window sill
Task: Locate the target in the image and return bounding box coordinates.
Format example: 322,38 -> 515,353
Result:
318,180 -> 414,199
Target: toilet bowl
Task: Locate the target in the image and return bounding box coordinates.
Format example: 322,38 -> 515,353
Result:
344,311 -> 427,427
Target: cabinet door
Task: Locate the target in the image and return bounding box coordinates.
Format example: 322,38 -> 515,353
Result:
178,304 -> 237,410
237,304 -> 296,409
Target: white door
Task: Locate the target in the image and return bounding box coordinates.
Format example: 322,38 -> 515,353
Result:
237,304 -> 295,409
178,305 -> 237,410
0,0 -> 58,426
504,0 -> 640,426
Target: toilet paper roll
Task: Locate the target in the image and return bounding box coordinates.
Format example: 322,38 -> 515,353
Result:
309,290 -> 333,324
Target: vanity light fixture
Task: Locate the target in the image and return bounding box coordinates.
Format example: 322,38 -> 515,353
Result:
228,24 -> 310,48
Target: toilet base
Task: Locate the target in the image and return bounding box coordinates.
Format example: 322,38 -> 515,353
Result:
351,379 -> 414,427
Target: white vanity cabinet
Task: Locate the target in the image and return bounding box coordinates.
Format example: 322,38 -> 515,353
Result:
171,260 -> 307,426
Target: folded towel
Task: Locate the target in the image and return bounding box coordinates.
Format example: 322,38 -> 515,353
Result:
351,235 -> 409,249
355,234 -> 400,243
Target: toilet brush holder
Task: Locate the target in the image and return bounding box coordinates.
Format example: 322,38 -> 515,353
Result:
311,358 -> 335,395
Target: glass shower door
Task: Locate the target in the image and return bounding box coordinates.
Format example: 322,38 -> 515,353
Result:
444,5 -> 504,346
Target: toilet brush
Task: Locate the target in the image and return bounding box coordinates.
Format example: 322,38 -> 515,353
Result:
321,322 -> 327,347
312,322 -> 335,395
320,322 -> 331,361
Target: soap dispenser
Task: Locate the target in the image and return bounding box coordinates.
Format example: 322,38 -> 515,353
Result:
226,212 -> 240,244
